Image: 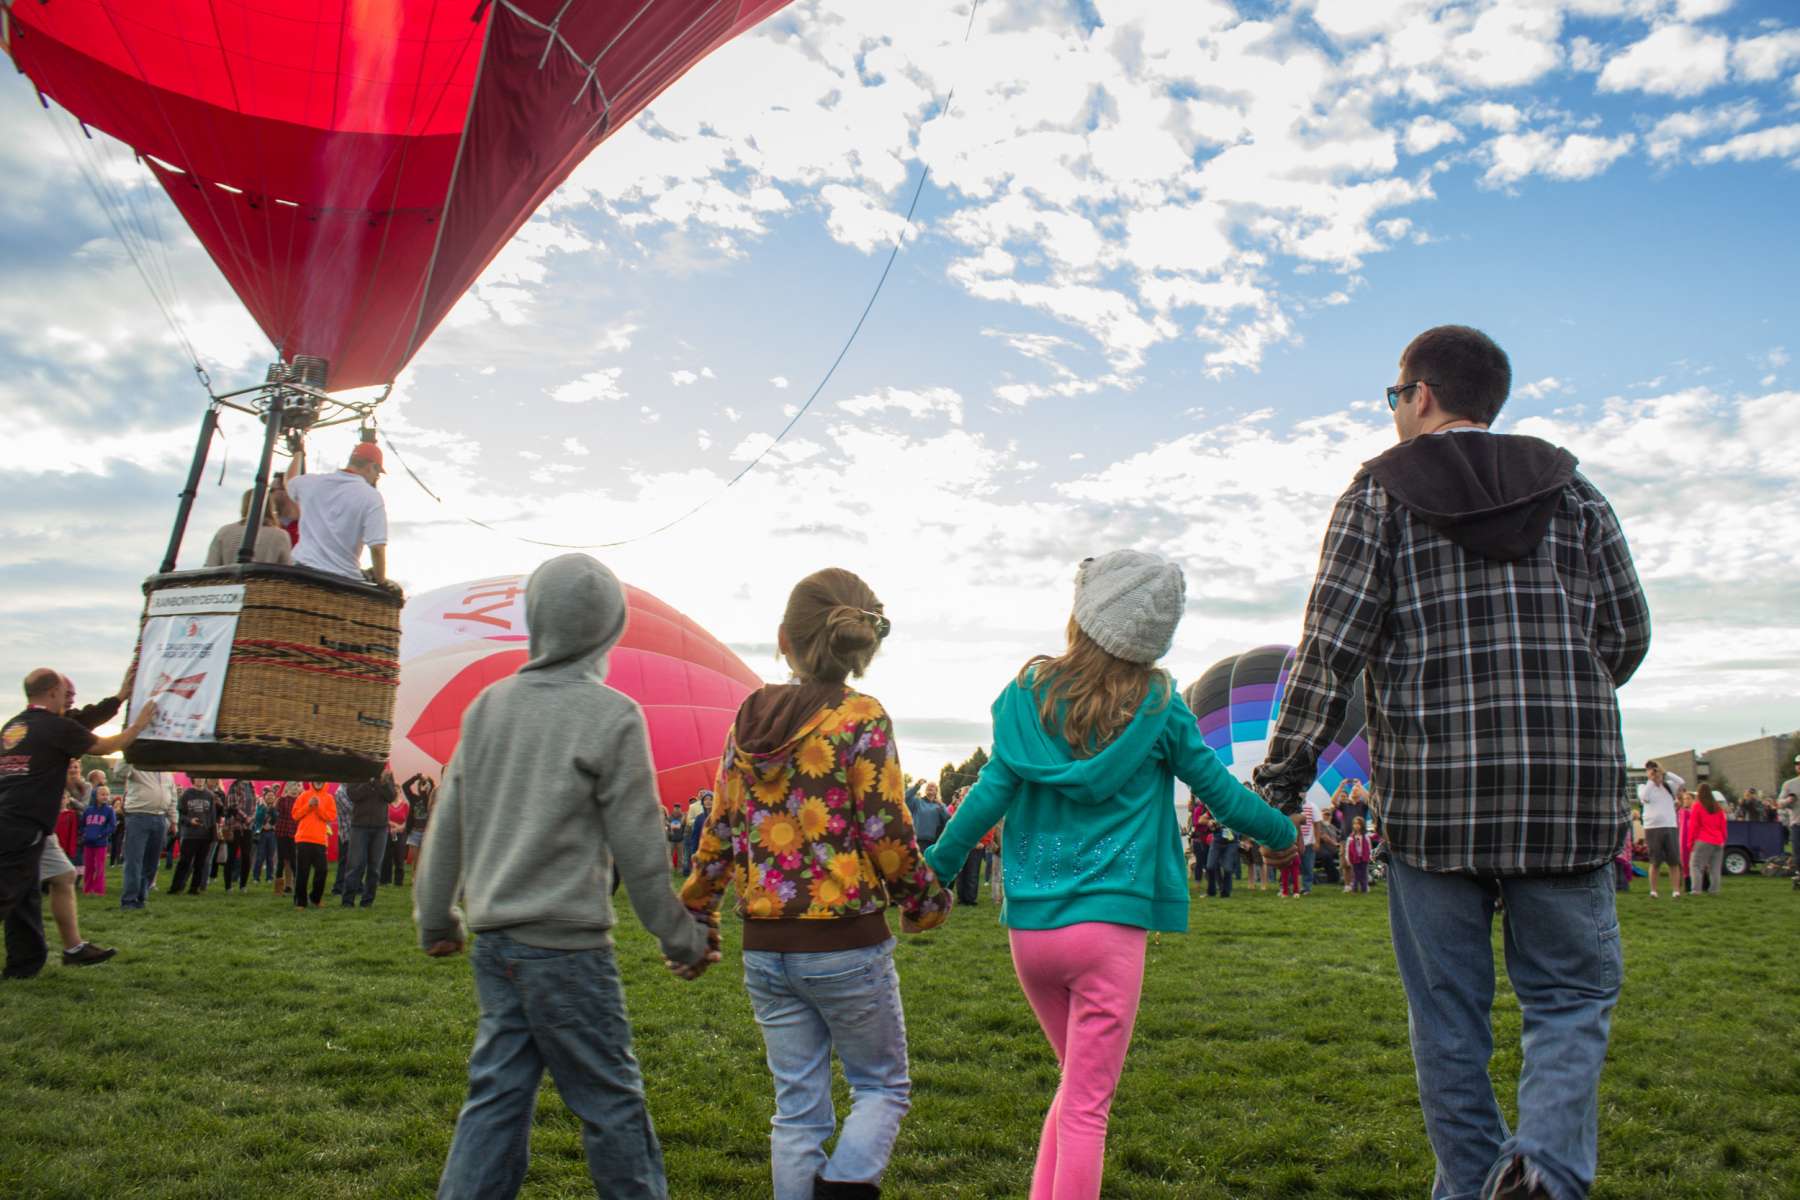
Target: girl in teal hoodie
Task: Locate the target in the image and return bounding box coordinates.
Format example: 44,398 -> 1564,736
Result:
923,551 -> 1298,1200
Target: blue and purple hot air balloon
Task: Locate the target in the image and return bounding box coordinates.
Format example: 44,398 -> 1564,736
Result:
1182,645 -> 1371,806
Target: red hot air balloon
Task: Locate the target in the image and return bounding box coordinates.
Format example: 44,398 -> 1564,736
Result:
4,0 -> 792,389
395,574 -> 764,812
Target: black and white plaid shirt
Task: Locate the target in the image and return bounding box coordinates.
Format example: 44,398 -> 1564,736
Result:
1254,463 -> 1651,876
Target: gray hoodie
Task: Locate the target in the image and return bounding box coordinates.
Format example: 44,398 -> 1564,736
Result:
412,554 -> 709,963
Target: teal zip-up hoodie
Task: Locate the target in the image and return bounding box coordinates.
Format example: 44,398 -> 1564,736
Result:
924,676 -> 1297,933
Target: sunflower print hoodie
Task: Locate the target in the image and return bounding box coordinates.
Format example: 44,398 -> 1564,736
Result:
680,684 -> 952,952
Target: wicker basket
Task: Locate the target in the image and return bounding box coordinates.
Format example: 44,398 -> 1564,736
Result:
125,564 -> 403,781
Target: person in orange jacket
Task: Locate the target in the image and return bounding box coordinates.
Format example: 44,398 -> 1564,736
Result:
291,782 -> 337,909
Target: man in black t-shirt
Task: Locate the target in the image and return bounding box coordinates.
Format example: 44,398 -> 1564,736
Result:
0,669 -> 154,979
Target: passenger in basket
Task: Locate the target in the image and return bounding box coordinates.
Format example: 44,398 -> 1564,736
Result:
276,440 -> 389,584
203,487 -> 294,567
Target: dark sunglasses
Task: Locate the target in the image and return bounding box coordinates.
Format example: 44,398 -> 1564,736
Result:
1385,380 -> 1434,410
860,610 -> 892,639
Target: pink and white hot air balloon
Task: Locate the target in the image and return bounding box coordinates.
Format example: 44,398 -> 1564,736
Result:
394,575 -> 764,811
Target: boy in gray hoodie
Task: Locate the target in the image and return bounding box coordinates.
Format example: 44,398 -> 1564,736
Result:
414,553 -> 717,1200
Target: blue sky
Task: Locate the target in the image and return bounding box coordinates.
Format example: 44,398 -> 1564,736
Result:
3,0 -> 1797,775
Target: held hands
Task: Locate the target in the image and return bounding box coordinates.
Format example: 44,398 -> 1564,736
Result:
665,909 -> 722,981
425,939 -> 464,958
1259,811 -> 1305,871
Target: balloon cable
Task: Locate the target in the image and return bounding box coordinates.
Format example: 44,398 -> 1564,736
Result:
378,0 -> 984,552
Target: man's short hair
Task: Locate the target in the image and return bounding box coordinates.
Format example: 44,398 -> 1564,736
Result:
1644,759 -> 1659,770
1401,325 -> 1511,425
23,668 -> 60,700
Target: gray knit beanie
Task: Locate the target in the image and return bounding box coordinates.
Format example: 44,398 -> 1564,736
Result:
1071,550 -> 1186,664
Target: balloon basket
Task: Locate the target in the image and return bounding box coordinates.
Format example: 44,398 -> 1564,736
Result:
125,564 -> 403,782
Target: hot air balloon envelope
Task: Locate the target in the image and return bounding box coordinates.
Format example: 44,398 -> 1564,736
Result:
395,574 -> 763,810
1184,644 -> 1371,808
5,0 -> 791,388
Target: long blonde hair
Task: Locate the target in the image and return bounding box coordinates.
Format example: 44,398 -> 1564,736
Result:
1020,619 -> 1171,757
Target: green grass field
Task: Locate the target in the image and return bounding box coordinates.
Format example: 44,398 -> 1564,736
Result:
1,862 -> 1794,1199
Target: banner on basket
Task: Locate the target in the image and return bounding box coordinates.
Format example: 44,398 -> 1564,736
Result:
146,585 -> 245,618
132,610 -> 240,742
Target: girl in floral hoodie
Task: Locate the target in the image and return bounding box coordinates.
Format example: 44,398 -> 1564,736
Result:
682,567 -> 950,1200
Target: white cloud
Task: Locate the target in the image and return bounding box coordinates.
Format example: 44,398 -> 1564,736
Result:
1441,2 -> 1564,88
726,432 -> 824,465
837,386 -> 964,425
2,408 -> 196,477
1484,131 -> 1636,186
561,437 -> 591,457
1731,29 -> 1800,82
1697,122 -> 1800,163
549,367 -> 626,405
1645,101 -> 1761,161
670,369 -> 700,386
1569,36 -> 1604,73
820,184 -> 912,254
1598,25 -> 1732,98
1403,116 -> 1463,155
770,375 -> 790,389
1515,376 -> 1563,401
594,323 -> 638,354
443,217 -> 593,329
1463,102 -> 1524,133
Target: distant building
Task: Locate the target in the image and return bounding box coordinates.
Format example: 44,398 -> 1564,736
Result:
1642,733 -> 1798,798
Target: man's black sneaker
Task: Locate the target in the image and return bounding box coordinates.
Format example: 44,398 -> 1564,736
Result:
62,943 -> 117,967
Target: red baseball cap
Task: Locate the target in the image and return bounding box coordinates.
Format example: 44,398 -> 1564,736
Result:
349,442 -> 385,472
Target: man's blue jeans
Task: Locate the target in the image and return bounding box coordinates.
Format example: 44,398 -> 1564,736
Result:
339,827 -> 387,906
1300,844 -> 1316,893
1387,859 -> 1623,1200
743,940 -> 911,1199
119,813 -> 166,909
439,932 -> 668,1200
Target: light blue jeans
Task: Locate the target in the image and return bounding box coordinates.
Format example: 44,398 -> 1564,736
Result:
119,813 -> 165,909
1387,859 -> 1623,1200
743,940 -> 911,1199
439,932 -> 667,1200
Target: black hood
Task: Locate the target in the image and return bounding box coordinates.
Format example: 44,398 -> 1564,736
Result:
1361,431 -> 1577,562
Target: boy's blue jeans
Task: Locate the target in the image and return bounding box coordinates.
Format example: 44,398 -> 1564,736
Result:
1386,859 -> 1623,1200
743,940 -> 911,1200
251,829 -> 277,881
439,932 -> 668,1200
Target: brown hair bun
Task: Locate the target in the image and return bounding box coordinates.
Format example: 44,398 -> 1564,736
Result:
782,569 -> 885,683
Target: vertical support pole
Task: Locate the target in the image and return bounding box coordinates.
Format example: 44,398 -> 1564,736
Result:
160,404 -> 220,574
238,392 -> 286,564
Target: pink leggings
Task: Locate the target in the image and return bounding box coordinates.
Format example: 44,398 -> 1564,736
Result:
1009,922 -> 1147,1200
82,846 -> 108,895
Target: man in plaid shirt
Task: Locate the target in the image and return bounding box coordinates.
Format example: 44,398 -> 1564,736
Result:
1255,326 -> 1649,1200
